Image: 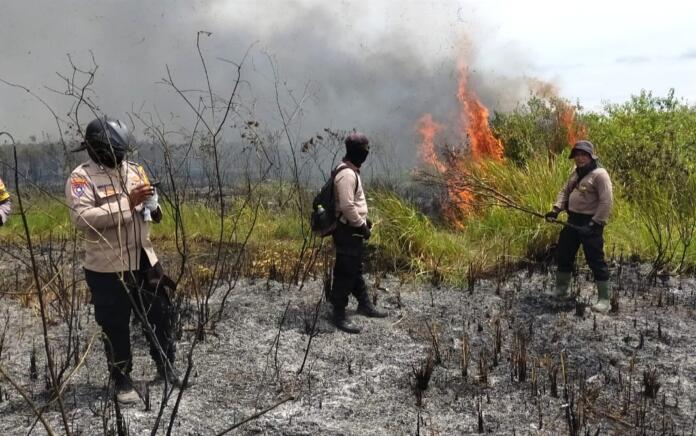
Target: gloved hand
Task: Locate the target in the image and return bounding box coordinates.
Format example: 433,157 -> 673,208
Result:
360,223 -> 371,240
544,210 -> 559,222
151,206 -> 163,223
141,188 -> 159,222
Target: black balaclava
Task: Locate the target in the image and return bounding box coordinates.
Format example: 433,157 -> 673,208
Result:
344,132 -> 370,168
573,151 -> 598,182
87,144 -> 126,168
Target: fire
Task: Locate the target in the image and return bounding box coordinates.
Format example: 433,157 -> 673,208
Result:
416,66 -> 502,222
416,67 -> 504,173
529,77 -> 587,147
415,64 -> 585,225
416,114 -> 446,173
558,104 -> 587,146
457,68 -> 504,161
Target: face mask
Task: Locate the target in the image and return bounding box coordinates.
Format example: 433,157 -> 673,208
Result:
88,145 -> 126,168
346,147 -> 369,167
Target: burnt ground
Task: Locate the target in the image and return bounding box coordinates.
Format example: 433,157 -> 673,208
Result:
1,259 -> 696,435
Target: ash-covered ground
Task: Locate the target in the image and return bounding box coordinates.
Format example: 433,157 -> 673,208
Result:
1,260 -> 696,435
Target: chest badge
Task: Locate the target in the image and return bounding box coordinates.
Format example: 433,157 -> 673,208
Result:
98,184 -> 117,196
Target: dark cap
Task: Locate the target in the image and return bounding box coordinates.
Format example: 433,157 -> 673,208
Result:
569,140 -> 598,160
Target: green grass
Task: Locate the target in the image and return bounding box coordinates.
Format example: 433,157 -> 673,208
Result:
371,154 -> 696,284
0,193 -> 306,250
2,155 -> 693,286
0,194 -> 72,240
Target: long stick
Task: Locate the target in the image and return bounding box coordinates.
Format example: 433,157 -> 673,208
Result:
419,169 -> 584,231
214,396 -> 295,436
13,143 -> 72,434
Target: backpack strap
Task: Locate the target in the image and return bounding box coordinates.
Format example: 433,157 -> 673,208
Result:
333,164 -> 359,194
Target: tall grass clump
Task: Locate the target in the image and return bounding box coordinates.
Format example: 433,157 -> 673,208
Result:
370,190 -> 465,277
463,156 -> 573,258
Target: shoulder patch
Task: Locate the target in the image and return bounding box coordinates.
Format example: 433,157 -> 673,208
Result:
70,176 -> 90,198
0,178 -> 8,202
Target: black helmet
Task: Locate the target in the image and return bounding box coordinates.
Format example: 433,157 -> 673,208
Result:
76,117 -> 132,167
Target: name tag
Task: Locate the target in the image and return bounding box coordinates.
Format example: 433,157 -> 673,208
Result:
98,184 -> 117,197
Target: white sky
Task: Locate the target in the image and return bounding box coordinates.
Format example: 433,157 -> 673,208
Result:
471,0 -> 696,107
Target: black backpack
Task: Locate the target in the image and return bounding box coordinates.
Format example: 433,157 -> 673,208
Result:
311,166 -> 357,237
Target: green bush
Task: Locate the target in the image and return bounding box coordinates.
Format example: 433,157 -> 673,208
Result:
492,96 -> 583,165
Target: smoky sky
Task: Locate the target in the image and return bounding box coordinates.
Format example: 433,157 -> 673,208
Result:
0,0 -> 539,167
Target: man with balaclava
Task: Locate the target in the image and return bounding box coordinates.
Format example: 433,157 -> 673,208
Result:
544,140 -> 614,313
329,132 -> 387,334
66,117 -> 179,404
0,177 -> 11,226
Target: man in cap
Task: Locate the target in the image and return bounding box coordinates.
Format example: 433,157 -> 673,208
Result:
0,177 -> 10,226
66,117 -> 178,404
545,140 -> 614,313
329,132 -> 387,334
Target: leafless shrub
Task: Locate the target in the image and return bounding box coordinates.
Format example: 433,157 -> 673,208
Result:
477,347 -> 489,386
575,299 -> 586,317
511,329 -> 528,383
460,334 -> 470,379
412,348 -> 435,407
492,317 -> 502,367
477,399 -> 485,433
544,357 -> 559,398
530,359 -> 538,396
610,291 -> 620,313
467,261 -> 479,294
642,367 -> 661,398
425,321 -> 443,365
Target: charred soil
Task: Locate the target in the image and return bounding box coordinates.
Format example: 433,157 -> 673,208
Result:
1,258 -> 696,434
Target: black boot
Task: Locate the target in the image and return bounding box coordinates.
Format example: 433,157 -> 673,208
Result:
332,306 -> 361,334
114,377 -> 139,404
154,360 -> 184,388
357,294 -> 387,318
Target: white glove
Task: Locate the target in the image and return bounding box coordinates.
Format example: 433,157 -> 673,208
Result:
141,189 -> 159,222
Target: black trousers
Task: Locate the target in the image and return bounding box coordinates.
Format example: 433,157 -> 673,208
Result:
85,256 -> 175,385
556,212 -> 610,282
330,222 -> 369,309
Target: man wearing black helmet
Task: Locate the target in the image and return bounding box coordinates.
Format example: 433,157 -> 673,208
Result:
66,117 -> 178,404
329,132 -> 387,334
544,140 -> 614,313
0,177 -> 10,226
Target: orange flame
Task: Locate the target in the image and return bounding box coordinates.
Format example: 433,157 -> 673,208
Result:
457,68 -> 504,161
415,66 -> 503,223
558,104 -> 587,146
416,114 -> 446,173
415,70 -> 587,225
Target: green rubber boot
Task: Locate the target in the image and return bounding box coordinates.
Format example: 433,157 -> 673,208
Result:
547,271 -> 571,298
591,281 -> 612,314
